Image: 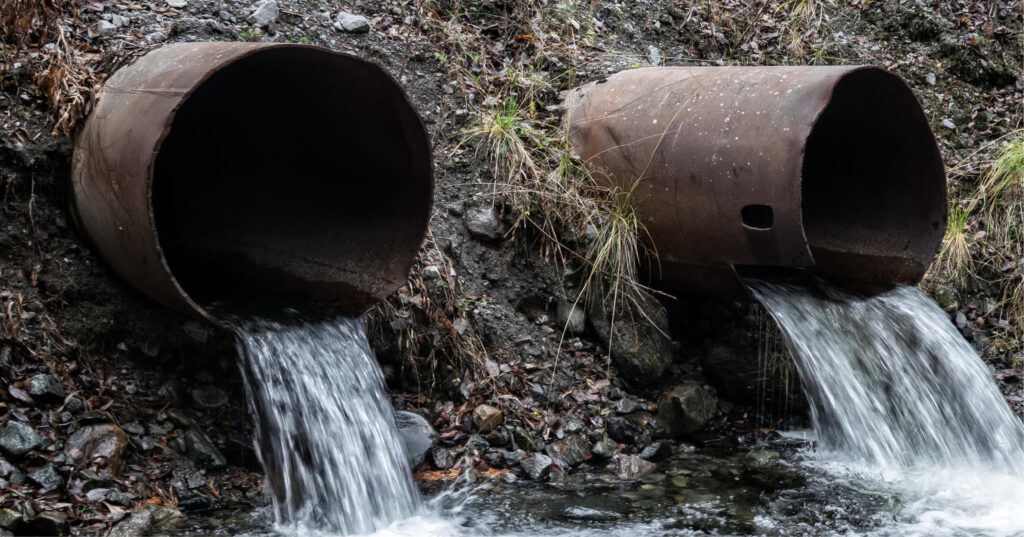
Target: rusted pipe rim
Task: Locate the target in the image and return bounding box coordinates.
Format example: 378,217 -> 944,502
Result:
567,66 -> 946,299
72,43 -> 433,322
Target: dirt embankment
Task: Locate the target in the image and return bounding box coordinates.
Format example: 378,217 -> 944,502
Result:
0,0 -> 1021,534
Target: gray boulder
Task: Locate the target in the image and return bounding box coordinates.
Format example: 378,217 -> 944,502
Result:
395,411 -> 437,468
656,382 -> 719,438
589,293 -> 673,384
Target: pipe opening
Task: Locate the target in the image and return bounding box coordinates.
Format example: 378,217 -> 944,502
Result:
151,47 -> 432,312
801,68 -> 945,282
741,204 -> 774,230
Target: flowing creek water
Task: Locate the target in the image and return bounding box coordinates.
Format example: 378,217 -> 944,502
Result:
187,277 -> 1024,537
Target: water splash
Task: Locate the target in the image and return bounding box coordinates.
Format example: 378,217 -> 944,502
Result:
746,276 -> 1024,474
235,315 -> 421,534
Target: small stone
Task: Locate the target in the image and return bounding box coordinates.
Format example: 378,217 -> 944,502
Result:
0,421 -> 45,457
0,509 -> 19,530
166,0 -> 187,7
65,424 -> 129,477
246,0 -> 279,25
431,447 -> 454,469
96,20 -> 117,34
560,414 -> 585,434
422,265 -> 441,280
606,416 -> 639,445
545,435 -> 591,467
183,427 -> 226,468
145,31 -> 167,43
0,457 -> 14,478
28,374 -> 65,399
615,398 -> 639,414
190,385 -> 228,409
464,207 -> 504,241
639,441 -> 671,462
941,118 -> 956,130
591,438 -> 617,459
110,14 -> 129,27
656,382 -> 719,438
472,404 -> 503,433
29,511 -> 67,536
395,411 -> 437,468
925,72 -> 937,85
28,464 -> 63,491
334,11 -> 371,33
648,45 -> 661,65
521,453 -> 553,480
109,509 -> 153,537
954,311 -> 967,329
557,302 -> 586,334
614,454 -> 656,480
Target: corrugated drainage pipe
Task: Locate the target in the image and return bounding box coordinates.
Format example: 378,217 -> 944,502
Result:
567,66 -> 946,299
72,42 -> 433,321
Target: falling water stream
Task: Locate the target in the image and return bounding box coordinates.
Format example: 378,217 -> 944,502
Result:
213,276 -> 1024,537
234,316 -> 421,535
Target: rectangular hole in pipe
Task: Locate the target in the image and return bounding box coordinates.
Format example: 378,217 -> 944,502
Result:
742,204 -> 774,230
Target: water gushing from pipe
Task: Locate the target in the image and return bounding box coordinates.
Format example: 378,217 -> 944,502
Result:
235,315 -> 421,534
746,276 -> 1024,474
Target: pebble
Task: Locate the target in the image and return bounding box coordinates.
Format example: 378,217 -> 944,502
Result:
166,0 -> 187,7
471,404 -> 503,433
591,438 -> 617,459
521,453 -> 553,480
0,421 -> 45,457
335,11 -> 371,33
65,423 -> 129,477
28,464 -> 63,491
247,0 -> 279,26
28,374 -> 65,399
97,20 -> 118,34
464,207 -> 504,241
190,385 -> 229,409
614,454 -> 656,480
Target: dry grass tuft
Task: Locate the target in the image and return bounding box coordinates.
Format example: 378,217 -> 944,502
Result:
34,26 -> 99,135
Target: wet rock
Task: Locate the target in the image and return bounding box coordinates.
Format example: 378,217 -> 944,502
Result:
657,382 -> 719,438
0,421 -> 44,457
614,454 -> 656,480
591,438 -> 617,459
0,509 -> 20,530
65,424 -> 129,477
246,0 -> 279,26
589,293 -> 673,384
395,411 -> 437,468
157,380 -> 187,405
561,414 -> 585,434
183,427 -> 226,468
181,322 -> 208,345
431,447 -> 454,469
28,511 -> 66,536
28,374 -> 65,399
521,453 -> 553,480
471,404 -> 503,433
190,385 -> 228,409
563,505 -> 623,522
28,464 -> 62,491
0,457 -> 15,478
335,11 -> 371,33
109,508 -> 152,537
223,438 -> 261,471
545,435 -> 592,467
465,206 -> 504,241
606,416 -> 639,445
557,302 -> 586,334
484,427 -> 510,447
615,398 -> 639,414
639,442 -> 672,462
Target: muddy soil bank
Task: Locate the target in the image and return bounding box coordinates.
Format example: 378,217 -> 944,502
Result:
0,0 -> 1021,534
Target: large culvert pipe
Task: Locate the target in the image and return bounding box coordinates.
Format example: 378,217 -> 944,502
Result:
568,66 -> 946,299
72,43 -> 432,320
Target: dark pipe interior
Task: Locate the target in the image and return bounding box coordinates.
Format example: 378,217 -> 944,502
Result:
801,69 -> 945,282
153,47 -> 431,311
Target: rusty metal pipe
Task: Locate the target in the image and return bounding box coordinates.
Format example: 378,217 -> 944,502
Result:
568,66 -> 946,299
72,43 -> 432,321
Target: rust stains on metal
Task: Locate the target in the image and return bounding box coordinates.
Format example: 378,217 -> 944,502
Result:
568,66 -> 946,299
72,42 -> 433,321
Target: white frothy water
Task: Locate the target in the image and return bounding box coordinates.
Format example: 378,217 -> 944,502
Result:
235,316 -> 421,535
748,277 -> 1024,536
